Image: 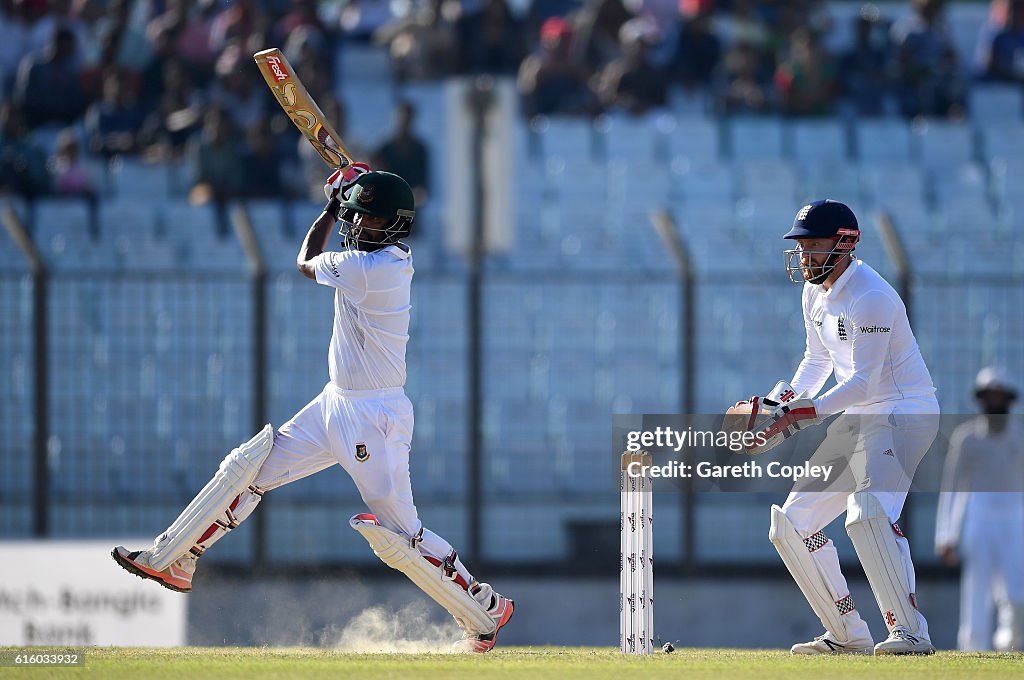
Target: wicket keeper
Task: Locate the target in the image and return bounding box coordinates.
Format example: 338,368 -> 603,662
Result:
735,200 -> 940,655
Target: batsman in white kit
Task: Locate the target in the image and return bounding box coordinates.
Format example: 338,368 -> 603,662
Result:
727,200 -> 939,655
112,166 -> 514,652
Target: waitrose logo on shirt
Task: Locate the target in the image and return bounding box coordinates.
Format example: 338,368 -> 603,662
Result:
859,325 -> 891,333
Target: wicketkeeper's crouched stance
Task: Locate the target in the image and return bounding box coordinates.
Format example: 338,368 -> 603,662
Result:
113,168 -> 513,652
727,200 -> 939,656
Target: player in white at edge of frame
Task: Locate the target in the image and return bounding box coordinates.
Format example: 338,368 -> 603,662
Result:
728,199 -> 940,656
112,166 -> 514,652
935,367 -> 1023,651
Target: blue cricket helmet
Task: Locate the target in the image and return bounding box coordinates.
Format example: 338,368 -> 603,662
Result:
783,199 -> 860,284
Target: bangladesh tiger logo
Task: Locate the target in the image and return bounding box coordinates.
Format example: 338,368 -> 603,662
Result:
356,184 -> 375,205
355,443 -> 369,462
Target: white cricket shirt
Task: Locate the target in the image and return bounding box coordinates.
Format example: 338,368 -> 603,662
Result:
313,244 -> 412,390
790,259 -> 936,414
934,417 -> 1024,547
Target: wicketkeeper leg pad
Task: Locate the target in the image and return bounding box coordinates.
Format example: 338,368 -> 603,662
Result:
350,513 -> 495,635
845,491 -> 921,634
149,424 -> 275,571
769,505 -> 863,642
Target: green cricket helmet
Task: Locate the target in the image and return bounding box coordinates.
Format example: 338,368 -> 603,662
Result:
339,171 -> 416,249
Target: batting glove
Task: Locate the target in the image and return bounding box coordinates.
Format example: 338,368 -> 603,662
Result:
324,162 -> 371,201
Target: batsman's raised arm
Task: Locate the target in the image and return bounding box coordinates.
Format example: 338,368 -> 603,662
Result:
296,211 -> 337,280
297,164 -> 371,280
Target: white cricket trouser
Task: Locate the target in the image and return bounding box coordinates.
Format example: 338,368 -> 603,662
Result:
204,383 -> 473,584
958,497 -> 1024,650
777,399 -> 940,640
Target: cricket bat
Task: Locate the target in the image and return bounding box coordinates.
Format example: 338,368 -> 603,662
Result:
253,47 -> 355,169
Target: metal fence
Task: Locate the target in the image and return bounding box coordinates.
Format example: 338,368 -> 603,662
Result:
2,264 -> 1022,573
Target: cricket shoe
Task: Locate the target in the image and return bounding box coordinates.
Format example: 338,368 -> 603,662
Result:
453,583 -> 515,653
873,627 -> 935,655
111,546 -> 195,593
791,632 -> 874,655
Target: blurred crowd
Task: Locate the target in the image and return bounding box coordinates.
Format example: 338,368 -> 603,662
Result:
0,0 -> 430,203
517,0 -> 1024,119
1,0 -> 1023,202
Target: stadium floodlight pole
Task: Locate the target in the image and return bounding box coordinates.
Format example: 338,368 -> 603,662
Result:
231,205 -> 269,566
874,210 -> 915,536
874,211 -> 912,324
2,201 -> 49,536
650,209 -> 695,570
466,76 -> 495,563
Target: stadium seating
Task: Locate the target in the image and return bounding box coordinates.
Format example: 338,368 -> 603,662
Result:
790,119 -> 850,168
727,116 -> 785,161
535,115 -> 599,162
914,119 -> 978,172
598,112 -> 672,166
666,115 -> 721,162
32,198 -> 110,270
855,118 -> 914,164
6,40 -> 1024,563
969,84 -> 1024,126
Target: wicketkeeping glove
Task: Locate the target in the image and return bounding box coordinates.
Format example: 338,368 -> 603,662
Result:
745,398 -> 821,455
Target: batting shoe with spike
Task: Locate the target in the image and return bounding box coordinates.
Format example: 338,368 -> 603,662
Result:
453,583 -> 515,653
791,632 -> 874,655
111,546 -> 195,593
873,627 -> 935,655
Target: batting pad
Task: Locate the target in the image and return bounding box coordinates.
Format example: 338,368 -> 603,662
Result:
845,491 -> 919,633
769,505 -> 853,640
350,514 -> 495,634
149,424 -> 275,571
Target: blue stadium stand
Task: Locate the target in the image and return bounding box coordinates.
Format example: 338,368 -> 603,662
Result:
245,198 -> 293,272
32,198 -> 110,270
799,162 -> 862,206
855,118 -> 914,164
337,42 -> 396,146
666,115 -> 721,163
969,84 -> 1024,125
930,162 -> 989,210
159,200 -> 246,271
914,119 -> 978,172
736,159 -> 799,205
669,158 -> 734,206
534,115 -> 597,162
861,163 -> 927,208
109,157 -> 171,200
790,118 -> 850,168
727,116 -> 785,161
99,198 -> 176,270
597,112 -> 671,166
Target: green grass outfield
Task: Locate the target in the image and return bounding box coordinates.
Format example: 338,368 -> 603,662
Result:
3,647 -> 1024,679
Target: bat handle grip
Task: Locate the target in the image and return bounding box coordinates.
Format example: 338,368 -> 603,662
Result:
341,162 -> 371,181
